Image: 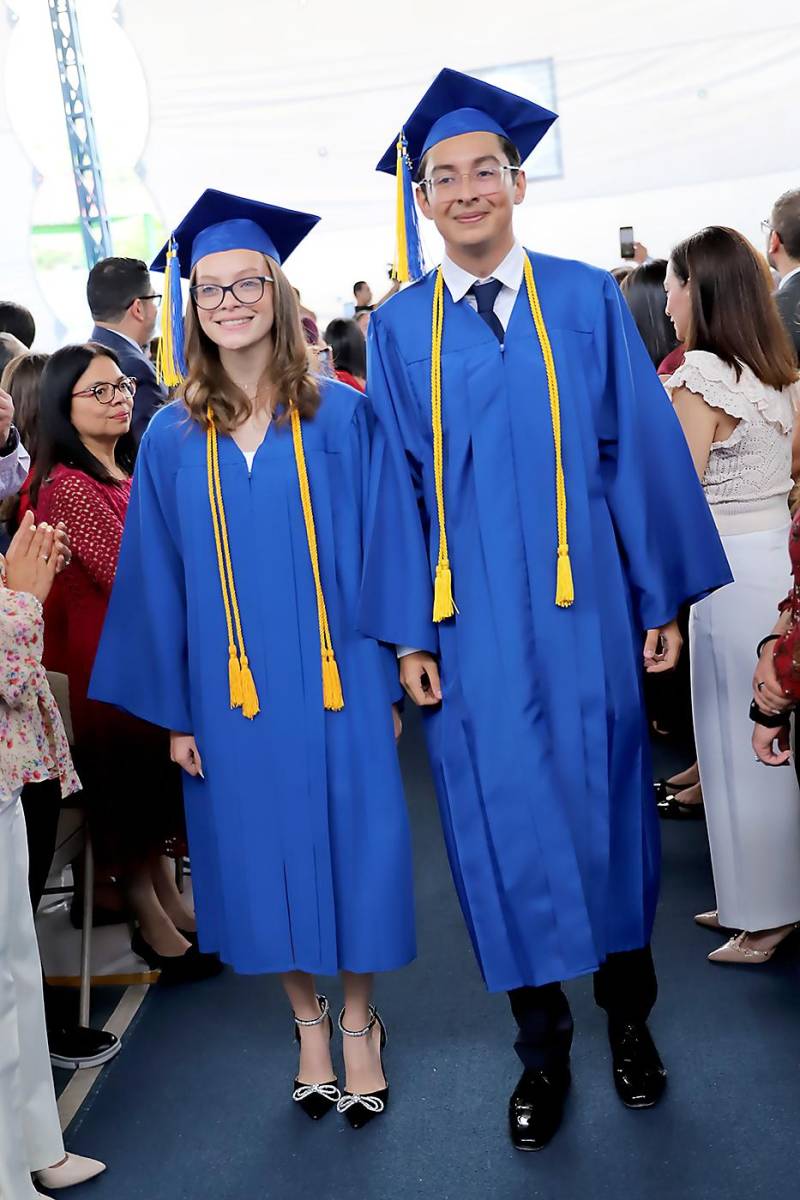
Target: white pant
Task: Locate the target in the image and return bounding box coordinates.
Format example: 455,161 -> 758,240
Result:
0,794 -> 64,1200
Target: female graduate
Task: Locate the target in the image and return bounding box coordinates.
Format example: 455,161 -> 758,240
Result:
90,190 -> 414,1129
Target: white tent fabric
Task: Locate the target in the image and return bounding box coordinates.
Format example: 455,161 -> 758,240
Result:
1,0 -> 799,343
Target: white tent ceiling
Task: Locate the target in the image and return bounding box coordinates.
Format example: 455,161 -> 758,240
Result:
2,0 -> 799,343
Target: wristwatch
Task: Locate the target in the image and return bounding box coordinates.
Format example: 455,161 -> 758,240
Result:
0,425 -> 19,457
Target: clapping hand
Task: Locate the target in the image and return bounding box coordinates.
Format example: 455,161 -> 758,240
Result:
3,511 -> 60,603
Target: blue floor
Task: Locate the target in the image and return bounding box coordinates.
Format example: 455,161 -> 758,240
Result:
59,718 -> 800,1200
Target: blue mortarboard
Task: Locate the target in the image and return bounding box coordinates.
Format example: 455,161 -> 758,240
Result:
377,68 -> 558,283
150,188 -> 320,279
150,189 -> 320,386
376,67 -> 557,176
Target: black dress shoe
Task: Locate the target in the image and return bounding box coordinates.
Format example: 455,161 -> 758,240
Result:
131,928 -> 224,984
292,995 -> 340,1120
48,1024 -> 122,1071
608,1021 -> 667,1108
508,1066 -> 570,1151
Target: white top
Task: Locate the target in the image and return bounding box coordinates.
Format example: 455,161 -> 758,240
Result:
241,448 -> 257,473
666,350 -> 796,532
440,240 -> 525,333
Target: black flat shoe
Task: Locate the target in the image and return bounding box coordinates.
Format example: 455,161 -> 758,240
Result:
292,995 -> 340,1120
130,928 -> 224,984
509,1066 -> 570,1151
608,1021 -> 667,1108
337,1006 -> 388,1129
656,783 -> 704,821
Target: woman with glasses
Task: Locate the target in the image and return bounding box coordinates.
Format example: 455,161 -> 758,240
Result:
29,343 -> 223,984
90,191 -> 415,1129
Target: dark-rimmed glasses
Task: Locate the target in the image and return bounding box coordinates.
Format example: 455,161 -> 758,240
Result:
189,275 -> 273,310
136,292 -> 162,305
72,377 -> 137,405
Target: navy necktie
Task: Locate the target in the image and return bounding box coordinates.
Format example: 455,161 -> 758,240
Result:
468,278 -> 504,343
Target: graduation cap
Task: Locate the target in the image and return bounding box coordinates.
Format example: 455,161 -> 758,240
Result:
151,189 -> 320,387
377,68 -> 558,283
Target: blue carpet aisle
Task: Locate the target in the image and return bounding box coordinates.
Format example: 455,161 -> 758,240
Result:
58,716 -> 800,1200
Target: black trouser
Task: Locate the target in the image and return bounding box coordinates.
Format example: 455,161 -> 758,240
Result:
21,779 -> 75,1030
508,945 -> 658,1073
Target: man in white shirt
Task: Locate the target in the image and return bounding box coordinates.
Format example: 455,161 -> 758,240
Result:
766,189 -> 800,362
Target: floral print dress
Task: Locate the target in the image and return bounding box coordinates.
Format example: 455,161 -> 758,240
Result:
0,580 -> 79,805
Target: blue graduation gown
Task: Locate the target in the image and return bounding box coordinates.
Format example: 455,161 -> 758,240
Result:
90,381 -> 415,976
359,251 -> 732,993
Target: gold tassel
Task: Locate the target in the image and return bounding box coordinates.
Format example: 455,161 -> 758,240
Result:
227,646 -> 243,709
291,408 -> 345,711
433,560 -> 455,622
322,650 -> 344,712
556,548 -> 574,608
207,409 -> 261,717
239,656 -> 260,720
430,257 -> 574,611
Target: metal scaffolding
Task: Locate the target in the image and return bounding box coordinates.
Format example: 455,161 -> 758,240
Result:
48,0 -> 112,267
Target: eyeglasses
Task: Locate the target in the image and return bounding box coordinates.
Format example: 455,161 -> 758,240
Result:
422,164 -> 521,198
136,293 -> 162,304
761,219 -> 774,234
72,377 -> 137,405
189,275 -> 273,310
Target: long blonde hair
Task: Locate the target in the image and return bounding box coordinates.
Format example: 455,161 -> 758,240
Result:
181,254 -> 320,431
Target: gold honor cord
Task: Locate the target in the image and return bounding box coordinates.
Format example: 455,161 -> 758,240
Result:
290,408 -> 344,711
206,409 -> 260,719
429,257 -> 574,620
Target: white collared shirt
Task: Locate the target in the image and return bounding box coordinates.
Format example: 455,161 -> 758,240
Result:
779,265 -> 800,291
440,240 -> 526,335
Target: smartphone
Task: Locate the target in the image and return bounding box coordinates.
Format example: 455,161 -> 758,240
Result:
620,226 -> 635,260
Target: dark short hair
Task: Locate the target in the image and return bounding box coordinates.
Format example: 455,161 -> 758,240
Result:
353,281 -> 369,297
87,257 -> 152,322
620,260 -> 678,369
772,189 -> 800,261
324,318 -> 366,380
669,226 -> 797,390
31,342 -> 136,505
0,302 -> 35,347
416,133 -> 521,185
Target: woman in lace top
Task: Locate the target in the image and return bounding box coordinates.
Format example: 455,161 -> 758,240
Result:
29,344 -> 220,984
665,225 -> 800,965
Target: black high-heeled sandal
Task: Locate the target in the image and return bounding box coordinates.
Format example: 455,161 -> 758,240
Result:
292,994 -> 340,1120
337,1005 -> 388,1130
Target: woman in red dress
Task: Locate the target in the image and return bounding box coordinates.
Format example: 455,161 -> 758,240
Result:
31,343 -> 221,983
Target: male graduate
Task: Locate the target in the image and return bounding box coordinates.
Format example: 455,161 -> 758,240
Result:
358,69 -> 732,1151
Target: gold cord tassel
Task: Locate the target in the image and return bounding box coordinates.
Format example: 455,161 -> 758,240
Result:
227,644 -> 242,708
238,655 -> 260,720
430,270 -> 456,622
429,258 -> 574,613
522,256 -> 574,607
291,408 -> 345,711
207,409 -> 261,718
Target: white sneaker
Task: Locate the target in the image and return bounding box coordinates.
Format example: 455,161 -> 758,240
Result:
35,1153 -> 106,1189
